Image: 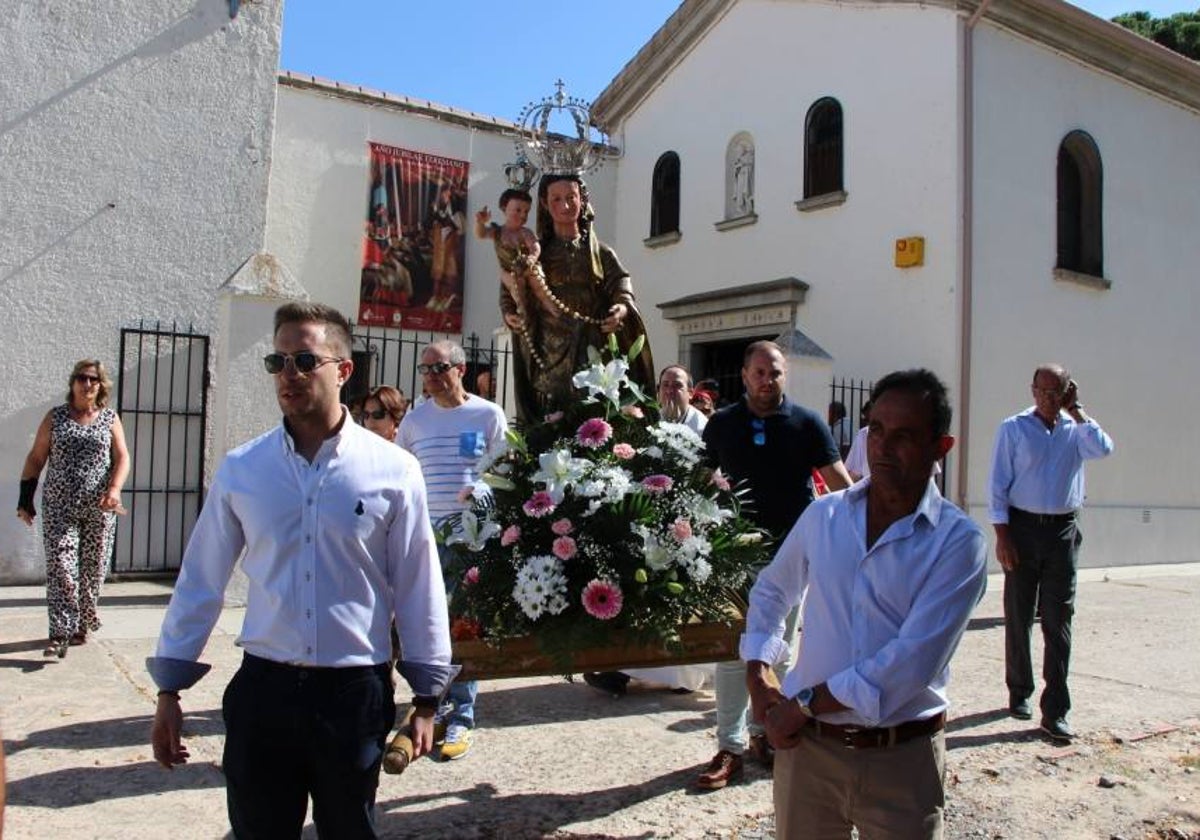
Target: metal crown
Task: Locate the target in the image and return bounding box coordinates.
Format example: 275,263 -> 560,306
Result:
514,80 -> 611,178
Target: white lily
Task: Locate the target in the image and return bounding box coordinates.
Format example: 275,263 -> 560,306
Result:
571,357 -> 630,403
445,510 -> 501,552
531,448 -> 590,503
633,524 -> 674,571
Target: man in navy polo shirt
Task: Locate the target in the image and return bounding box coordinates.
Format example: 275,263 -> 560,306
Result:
694,340 -> 852,789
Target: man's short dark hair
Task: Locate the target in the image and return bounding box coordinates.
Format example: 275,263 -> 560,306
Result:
499,189 -> 533,210
274,302 -> 352,358
828,400 -> 846,420
869,369 -> 952,438
743,340 -> 784,367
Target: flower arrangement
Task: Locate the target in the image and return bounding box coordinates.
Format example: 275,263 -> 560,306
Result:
441,335 -> 772,663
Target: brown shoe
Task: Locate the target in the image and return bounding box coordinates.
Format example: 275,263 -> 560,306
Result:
748,733 -> 775,768
695,750 -> 744,790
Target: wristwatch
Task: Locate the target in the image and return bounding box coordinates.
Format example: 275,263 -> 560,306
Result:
793,686 -> 815,718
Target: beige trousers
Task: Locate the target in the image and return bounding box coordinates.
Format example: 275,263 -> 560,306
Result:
773,726 -> 946,840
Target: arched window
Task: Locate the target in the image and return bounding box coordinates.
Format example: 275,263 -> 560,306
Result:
804,97 -> 843,199
725,133 -> 755,219
650,151 -> 680,237
1057,130 -> 1103,277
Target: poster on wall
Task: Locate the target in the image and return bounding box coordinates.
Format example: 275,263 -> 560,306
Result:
358,142 -> 469,332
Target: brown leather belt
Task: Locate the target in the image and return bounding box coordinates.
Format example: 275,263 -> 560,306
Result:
809,711 -> 945,749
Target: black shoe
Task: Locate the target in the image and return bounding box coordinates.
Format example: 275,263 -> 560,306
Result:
1009,697 -> 1032,720
583,671 -> 629,696
747,733 -> 775,768
1040,717 -> 1074,742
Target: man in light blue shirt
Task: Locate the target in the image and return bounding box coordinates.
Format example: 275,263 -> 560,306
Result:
989,364 -> 1113,742
743,369 -> 986,839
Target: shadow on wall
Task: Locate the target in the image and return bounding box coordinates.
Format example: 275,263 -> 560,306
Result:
1,1 -> 230,141
0,1 -> 235,289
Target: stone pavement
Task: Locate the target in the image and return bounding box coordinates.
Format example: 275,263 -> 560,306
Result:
2,563 -> 1198,839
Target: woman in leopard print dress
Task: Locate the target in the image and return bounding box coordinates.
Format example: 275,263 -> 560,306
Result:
17,359 -> 130,658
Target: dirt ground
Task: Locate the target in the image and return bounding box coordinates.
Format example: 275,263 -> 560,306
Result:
2,566 -> 1198,839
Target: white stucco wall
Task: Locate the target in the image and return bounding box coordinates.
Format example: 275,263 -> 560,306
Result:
0,0 -> 283,583
968,22 -> 1200,565
264,82 -> 619,344
608,0 -> 964,392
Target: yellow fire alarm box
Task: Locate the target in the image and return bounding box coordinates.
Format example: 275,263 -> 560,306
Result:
895,236 -> 925,268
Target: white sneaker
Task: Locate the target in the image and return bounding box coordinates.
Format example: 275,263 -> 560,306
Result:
440,723 -> 473,760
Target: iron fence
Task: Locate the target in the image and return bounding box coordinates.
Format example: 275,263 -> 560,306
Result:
114,322 -> 209,575
344,322 -> 512,407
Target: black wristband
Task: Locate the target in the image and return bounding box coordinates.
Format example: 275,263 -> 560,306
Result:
18,477 -> 37,515
412,694 -> 438,710
157,689 -> 180,699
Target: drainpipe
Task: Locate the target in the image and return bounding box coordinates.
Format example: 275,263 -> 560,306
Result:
956,0 -> 995,510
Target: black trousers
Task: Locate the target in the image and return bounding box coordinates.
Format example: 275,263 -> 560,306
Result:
222,653 -> 396,839
1003,509 -> 1081,721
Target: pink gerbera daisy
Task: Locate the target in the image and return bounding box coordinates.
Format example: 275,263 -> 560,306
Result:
576,417 -> 613,449
522,491 -> 556,518
612,442 -> 636,460
552,536 -> 577,561
501,524 -> 521,546
581,579 -> 624,620
551,518 -> 574,536
641,474 -> 674,494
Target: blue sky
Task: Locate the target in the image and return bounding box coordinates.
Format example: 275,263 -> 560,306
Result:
281,0 -> 1197,121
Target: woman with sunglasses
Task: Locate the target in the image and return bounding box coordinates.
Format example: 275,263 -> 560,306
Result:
355,385 -> 408,442
17,359 -> 129,658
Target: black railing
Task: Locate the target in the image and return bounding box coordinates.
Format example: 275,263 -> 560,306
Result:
114,322 -> 209,575
344,322 -> 512,407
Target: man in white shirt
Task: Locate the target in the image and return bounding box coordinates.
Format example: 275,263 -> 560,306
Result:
743,369 -> 987,839
398,340 -> 508,760
148,302 -> 454,838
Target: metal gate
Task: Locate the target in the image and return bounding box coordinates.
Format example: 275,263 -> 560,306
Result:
114,322 -> 209,575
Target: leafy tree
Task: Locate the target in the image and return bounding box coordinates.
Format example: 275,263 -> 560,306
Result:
1112,9 -> 1200,60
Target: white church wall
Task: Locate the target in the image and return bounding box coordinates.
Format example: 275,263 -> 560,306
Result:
264,82 -> 620,345
968,22 -> 1200,565
0,0 -> 282,583
607,0 -> 965,394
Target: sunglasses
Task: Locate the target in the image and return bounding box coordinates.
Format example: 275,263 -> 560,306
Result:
74,373 -> 101,385
357,409 -> 390,422
751,417 -> 766,447
263,352 -> 342,375
417,361 -> 455,376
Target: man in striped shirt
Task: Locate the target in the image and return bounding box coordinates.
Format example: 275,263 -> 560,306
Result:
398,340 -> 507,759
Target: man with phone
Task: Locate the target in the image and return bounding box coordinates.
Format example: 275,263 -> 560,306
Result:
989,364 -> 1113,742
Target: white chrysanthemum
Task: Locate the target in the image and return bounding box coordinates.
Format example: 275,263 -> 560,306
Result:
679,534 -> 713,560
680,554 -> 713,584
511,554 -> 568,619
641,445 -> 663,460
648,422 -> 704,466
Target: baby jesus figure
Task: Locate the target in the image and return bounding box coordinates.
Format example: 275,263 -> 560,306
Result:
474,189 -> 553,362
